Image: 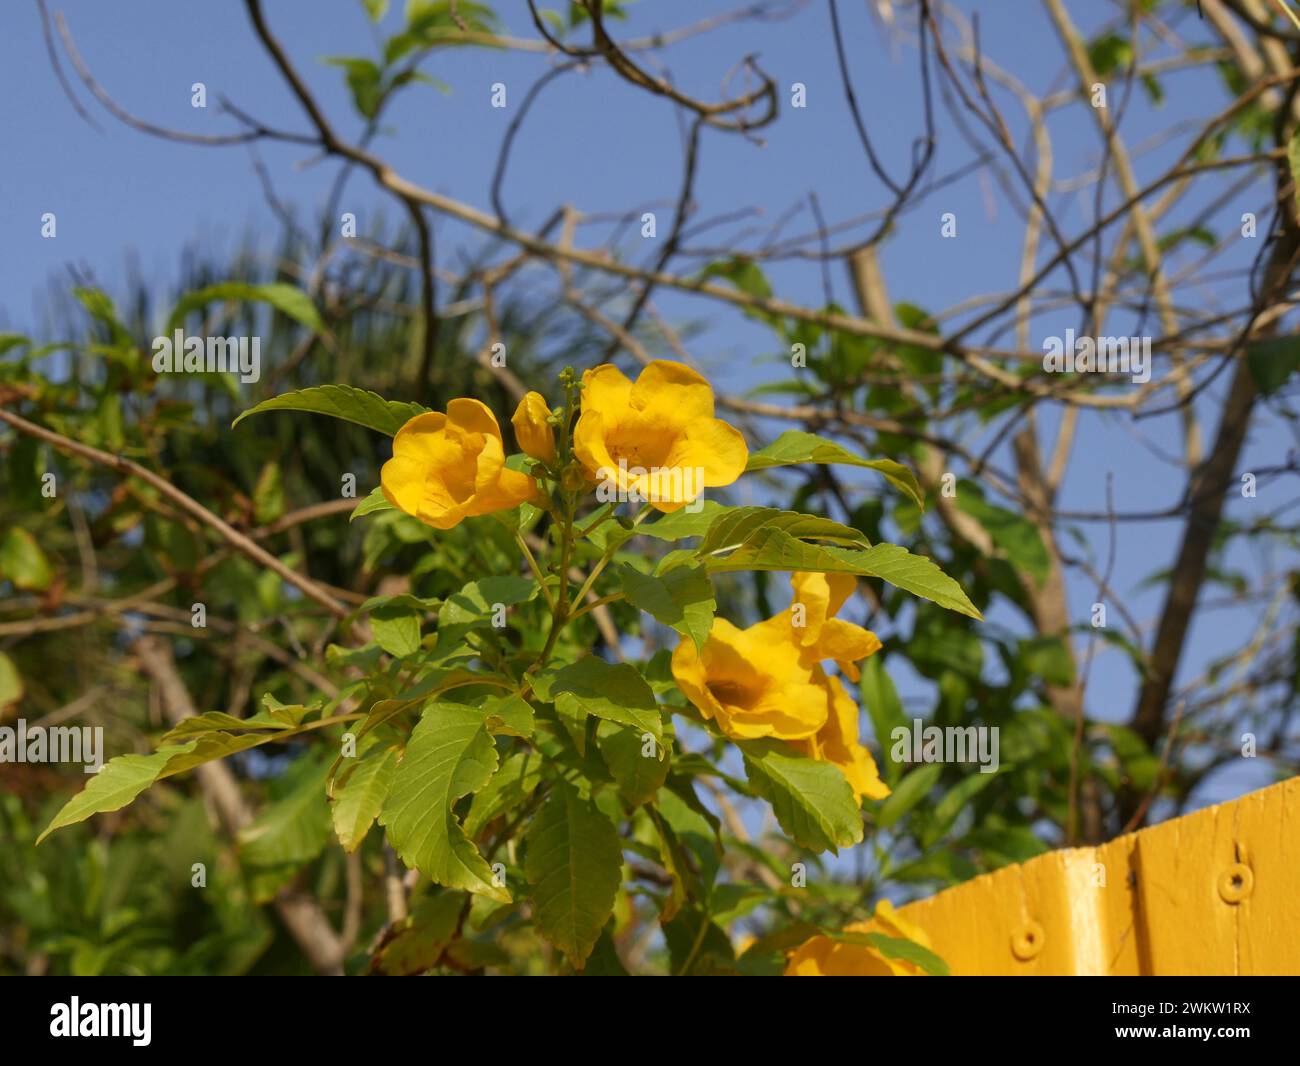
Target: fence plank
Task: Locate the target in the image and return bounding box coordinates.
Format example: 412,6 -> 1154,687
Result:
788,775 -> 1299,975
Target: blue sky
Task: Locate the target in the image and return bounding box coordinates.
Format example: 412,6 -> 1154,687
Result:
2,0 -> 1293,814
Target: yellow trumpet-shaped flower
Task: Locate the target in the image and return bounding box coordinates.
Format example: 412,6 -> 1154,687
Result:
380,399 -> 536,530
671,571 -> 889,799
785,900 -> 936,976
574,361 -> 748,513
511,391 -> 557,464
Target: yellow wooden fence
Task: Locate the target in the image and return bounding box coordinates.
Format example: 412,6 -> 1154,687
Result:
788,775 -> 1300,975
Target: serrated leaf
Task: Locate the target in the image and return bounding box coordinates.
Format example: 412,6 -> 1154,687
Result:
233,384 -> 429,436
464,751 -> 543,837
159,710 -> 297,743
480,693 -> 534,738
597,721 -> 670,807
694,506 -> 869,555
371,602 -> 423,658
636,500 -> 728,541
438,575 -> 536,626
739,739 -> 863,854
37,743 -> 199,843
332,744 -> 399,851
376,891 -> 464,975
745,431 -> 925,510
532,657 -> 662,740
524,779 -> 623,969
618,563 -> 715,650
690,527 -> 981,620
168,281 -> 323,333
49,714 -> 324,838
380,702 -> 508,901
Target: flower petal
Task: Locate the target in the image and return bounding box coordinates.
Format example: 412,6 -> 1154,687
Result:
629,360 -> 717,422
511,391 -> 556,463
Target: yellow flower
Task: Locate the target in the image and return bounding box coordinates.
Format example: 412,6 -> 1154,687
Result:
511,391 -> 556,464
671,571 -> 889,799
785,899 -> 936,976
573,361 -> 747,513
381,399 -> 536,530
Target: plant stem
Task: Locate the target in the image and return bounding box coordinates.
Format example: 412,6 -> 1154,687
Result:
569,591 -> 625,621
515,531 -> 555,611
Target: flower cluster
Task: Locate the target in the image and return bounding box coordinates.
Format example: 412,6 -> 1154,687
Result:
381,360 -> 747,523
379,360 -> 888,797
671,571 -> 889,799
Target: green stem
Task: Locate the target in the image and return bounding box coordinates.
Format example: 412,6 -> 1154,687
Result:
515,531 -> 555,612
569,591 -> 625,621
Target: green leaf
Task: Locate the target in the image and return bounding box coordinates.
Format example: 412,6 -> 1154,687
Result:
532,657 -> 662,741
745,431 -> 925,510
1246,335 -> 1300,396
636,500 -> 728,541
955,484 -> 1050,584
0,651 -> 22,710
0,527 -> 54,591
688,527 -> 981,620
168,281 -> 323,333
380,702 -> 508,901
350,486 -> 394,521
694,506 -> 869,555
480,693 -> 534,738
875,763 -> 942,829
922,770 -> 1000,847
252,461 -> 284,525
331,744 -> 399,851
233,384 -> 429,436
1021,636 -> 1076,687
363,0 -> 389,19
860,656 -> 907,784
0,333 -> 30,356
597,722 -> 670,807
837,931 -> 950,976
702,256 -> 773,300
322,56 -> 384,118
739,739 -> 863,854
159,710 -> 299,743
370,602 -> 423,658
1087,32 -> 1132,78
618,563 -> 715,650
73,287 -> 132,347
438,575 -> 536,626
464,751 -> 543,837
375,891 -> 464,975
386,0 -> 501,61
239,759 -> 331,867
153,731 -> 286,778
524,779 -> 623,969
37,743 -> 200,843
